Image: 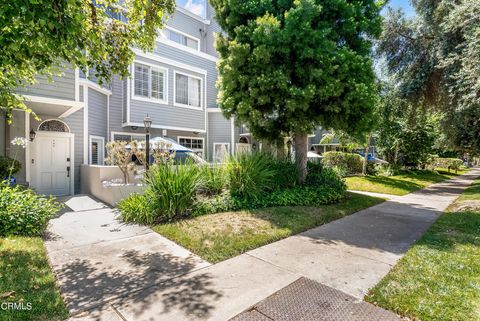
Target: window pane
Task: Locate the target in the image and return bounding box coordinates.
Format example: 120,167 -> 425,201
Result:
134,64 -> 149,97
186,37 -> 198,49
151,69 -> 164,100
175,74 -> 189,105
114,134 -> 131,141
167,30 -> 183,44
91,142 -> 98,165
188,77 -> 201,107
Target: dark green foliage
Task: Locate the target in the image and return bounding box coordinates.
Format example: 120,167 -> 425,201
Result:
306,162 -> 347,191
236,186 -> 344,210
193,186 -> 345,216
0,156 -> 21,178
0,185 -> 62,236
378,2 -> 480,154
211,0 -> 382,179
322,152 -> 364,175
227,153 -> 277,199
270,157 -> 299,190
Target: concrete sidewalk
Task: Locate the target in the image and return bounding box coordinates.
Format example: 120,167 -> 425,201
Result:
61,170 -> 478,321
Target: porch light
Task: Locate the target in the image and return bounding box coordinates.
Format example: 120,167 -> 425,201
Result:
29,129 -> 36,142
143,115 -> 152,130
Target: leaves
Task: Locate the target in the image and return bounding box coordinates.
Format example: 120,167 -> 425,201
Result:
0,0 -> 175,122
212,0 -> 382,144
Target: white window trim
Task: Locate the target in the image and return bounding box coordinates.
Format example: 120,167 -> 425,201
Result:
133,49 -> 207,75
160,26 -> 201,51
213,142 -> 231,162
131,61 -> 169,105
173,71 -> 204,110
89,135 -> 105,165
111,131 -> 147,142
177,136 -> 205,157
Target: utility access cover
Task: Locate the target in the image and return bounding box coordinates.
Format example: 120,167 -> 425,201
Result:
230,277 -> 402,321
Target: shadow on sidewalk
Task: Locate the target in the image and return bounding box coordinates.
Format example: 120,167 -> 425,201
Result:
57,250 -> 221,320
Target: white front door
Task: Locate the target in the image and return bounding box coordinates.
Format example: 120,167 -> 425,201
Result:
31,132 -> 73,196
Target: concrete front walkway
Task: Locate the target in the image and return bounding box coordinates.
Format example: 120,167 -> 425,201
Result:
54,170 -> 479,321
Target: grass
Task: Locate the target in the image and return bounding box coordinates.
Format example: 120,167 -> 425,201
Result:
346,168 -> 469,196
366,178 -> 480,321
0,236 -> 68,321
152,192 -> 385,263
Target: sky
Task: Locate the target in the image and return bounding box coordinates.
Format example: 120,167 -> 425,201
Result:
176,0 -> 416,20
176,0 -> 206,18
382,0 -> 416,17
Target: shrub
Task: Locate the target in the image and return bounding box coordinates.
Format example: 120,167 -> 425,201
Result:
117,191 -> 156,224
322,151 -> 364,175
306,162 -> 347,191
270,157 -> 299,189
143,162 -> 203,221
0,185 -> 62,236
0,156 -> 21,178
234,185 -> 344,210
227,152 -> 276,198
192,193 -> 234,216
432,157 -> 463,172
192,185 -> 345,216
199,164 -> 227,196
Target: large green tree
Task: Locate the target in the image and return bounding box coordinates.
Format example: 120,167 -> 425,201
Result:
211,0 -> 382,182
378,0 -> 480,153
1,0 -> 175,123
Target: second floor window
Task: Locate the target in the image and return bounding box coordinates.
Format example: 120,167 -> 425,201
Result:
165,29 -> 199,50
175,73 -> 202,108
134,63 -> 167,102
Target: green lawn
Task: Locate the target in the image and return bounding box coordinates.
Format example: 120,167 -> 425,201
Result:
346,168 -> 469,196
153,192 -> 385,263
366,178 -> 480,321
0,237 -> 68,321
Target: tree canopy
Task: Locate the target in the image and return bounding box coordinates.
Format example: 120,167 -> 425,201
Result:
378,0 -> 480,154
211,0 -> 382,181
0,0 -> 175,122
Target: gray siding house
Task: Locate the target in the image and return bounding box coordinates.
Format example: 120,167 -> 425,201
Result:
0,2 -> 240,196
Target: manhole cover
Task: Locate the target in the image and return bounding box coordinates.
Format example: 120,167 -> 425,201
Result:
230,277 -> 402,321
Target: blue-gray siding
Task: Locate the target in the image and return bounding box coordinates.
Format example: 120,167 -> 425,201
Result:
88,88 -> 108,139
208,112 -> 232,161
17,66 -> 76,101
152,43 -> 218,108
109,76 -> 125,135
129,55 -> 206,131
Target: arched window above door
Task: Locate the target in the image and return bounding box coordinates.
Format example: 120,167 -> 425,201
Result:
38,119 -> 70,133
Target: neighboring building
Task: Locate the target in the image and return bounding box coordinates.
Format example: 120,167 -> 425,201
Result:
0,2 -> 240,196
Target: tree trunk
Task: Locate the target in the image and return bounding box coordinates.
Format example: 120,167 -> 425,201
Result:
362,133 -> 372,175
294,133 -> 308,184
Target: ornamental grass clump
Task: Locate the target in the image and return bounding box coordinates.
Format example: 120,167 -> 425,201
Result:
120,160 -> 203,223
227,152 -> 277,199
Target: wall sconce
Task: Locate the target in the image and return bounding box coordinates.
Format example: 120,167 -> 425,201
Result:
29,129 -> 36,142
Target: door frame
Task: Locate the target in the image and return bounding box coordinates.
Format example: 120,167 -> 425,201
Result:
30,131 -> 75,196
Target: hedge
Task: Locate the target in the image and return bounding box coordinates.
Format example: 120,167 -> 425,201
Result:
322,151 -> 364,175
